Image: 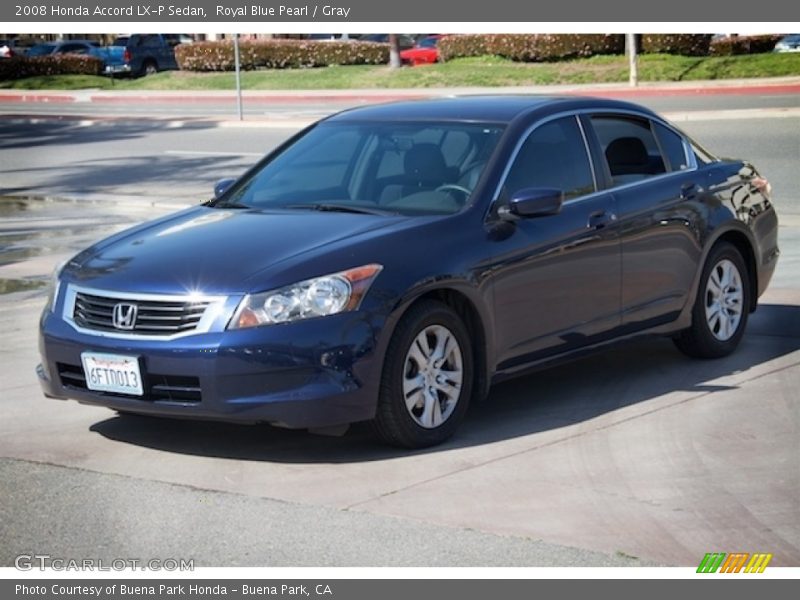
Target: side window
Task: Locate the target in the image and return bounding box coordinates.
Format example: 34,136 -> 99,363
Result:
503,117 -> 595,201
60,44 -> 87,54
140,35 -> 160,48
591,116 -> 666,186
653,122 -> 689,171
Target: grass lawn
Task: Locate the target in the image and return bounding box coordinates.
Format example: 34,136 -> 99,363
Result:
2,53 -> 800,91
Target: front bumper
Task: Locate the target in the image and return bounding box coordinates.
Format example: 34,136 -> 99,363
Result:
38,307 -> 386,429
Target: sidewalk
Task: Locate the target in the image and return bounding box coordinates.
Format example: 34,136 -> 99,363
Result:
1,76 -> 800,105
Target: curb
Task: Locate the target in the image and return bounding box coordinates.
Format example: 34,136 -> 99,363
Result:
86,93 -> 432,104
0,93 -> 75,103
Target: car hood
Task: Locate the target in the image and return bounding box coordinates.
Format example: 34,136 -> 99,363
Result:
66,206 -> 407,294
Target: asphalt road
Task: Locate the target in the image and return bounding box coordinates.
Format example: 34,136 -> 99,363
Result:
0,101 -> 798,568
0,89 -> 797,121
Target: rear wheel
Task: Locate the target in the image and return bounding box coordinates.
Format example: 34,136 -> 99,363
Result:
373,300 -> 472,448
142,60 -> 158,76
674,242 -> 751,358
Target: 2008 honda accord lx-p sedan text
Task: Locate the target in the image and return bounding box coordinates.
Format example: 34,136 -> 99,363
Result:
37,97 -> 779,448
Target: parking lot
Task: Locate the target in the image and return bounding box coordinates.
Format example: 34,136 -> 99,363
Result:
0,101 -> 798,567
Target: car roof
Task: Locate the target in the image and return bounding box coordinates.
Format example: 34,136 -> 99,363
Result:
325,95 -> 659,125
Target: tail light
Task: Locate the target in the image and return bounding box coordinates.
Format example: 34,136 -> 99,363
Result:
123,48 -> 131,63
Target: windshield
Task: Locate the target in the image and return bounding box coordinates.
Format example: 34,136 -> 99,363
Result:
217,121 -> 505,216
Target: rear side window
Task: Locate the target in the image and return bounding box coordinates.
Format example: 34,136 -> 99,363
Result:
591,116 -> 666,186
139,35 -> 161,48
60,43 -> 88,54
653,122 -> 689,171
503,117 -> 595,201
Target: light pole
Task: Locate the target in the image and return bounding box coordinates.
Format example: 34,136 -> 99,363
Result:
233,33 -> 243,121
627,33 -> 638,88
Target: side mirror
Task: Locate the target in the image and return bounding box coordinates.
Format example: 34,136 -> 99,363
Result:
213,178 -> 236,199
504,187 -> 563,219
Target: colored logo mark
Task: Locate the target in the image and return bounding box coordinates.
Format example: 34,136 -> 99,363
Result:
697,552 -> 773,573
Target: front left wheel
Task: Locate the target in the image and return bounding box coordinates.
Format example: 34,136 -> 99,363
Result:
373,300 -> 473,448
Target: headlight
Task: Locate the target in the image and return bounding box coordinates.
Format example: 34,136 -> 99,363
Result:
44,259 -> 67,313
229,264 -> 383,329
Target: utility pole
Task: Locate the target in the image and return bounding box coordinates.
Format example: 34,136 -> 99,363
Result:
233,33 -> 243,121
627,33 -> 638,87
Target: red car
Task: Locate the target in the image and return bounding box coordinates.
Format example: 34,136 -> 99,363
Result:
400,35 -> 442,66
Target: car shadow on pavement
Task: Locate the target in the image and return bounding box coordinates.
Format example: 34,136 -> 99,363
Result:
0,119 -> 217,150
90,302 -> 800,463
1,154 -> 250,198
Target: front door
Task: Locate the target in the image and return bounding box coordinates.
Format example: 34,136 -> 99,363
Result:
488,115 -> 622,371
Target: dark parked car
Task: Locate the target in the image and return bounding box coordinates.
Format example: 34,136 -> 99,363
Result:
0,38 -> 36,58
38,97 -> 779,448
117,34 -> 192,76
26,40 -> 100,57
25,39 -> 128,75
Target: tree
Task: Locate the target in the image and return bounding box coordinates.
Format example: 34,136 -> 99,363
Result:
389,34 -> 401,69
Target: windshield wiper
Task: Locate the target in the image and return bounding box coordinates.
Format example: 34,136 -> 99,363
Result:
283,203 -> 397,216
212,200 -> 251,209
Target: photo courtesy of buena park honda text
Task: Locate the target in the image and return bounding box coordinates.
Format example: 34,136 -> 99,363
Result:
0,0 -> 797,596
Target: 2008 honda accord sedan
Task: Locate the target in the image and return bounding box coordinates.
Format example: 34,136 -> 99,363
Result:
37,96 -> 779,448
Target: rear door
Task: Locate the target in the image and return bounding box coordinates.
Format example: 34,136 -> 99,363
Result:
489,115 -> 621,370
586,114 -> 702,328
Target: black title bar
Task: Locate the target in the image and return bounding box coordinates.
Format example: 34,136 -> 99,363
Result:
3,0 -> 797,22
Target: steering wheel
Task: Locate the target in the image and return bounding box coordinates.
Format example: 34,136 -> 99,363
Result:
435,184 -> 472,202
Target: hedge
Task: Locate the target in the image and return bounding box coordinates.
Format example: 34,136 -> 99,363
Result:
0,55 -> 103,80
175,40 -> 389,71
439,34 -> 625,62
641,34 -> 712,56
438,35 -> 489,61
709,34 -> 783,56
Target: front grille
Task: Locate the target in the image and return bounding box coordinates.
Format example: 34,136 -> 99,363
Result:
57,362 -> 202,404
73,291 -> 212,337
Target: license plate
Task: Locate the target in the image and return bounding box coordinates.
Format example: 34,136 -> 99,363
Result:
81,352 -> 143,396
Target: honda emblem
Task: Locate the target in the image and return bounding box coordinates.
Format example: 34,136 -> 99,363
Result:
112,302 -> 138,330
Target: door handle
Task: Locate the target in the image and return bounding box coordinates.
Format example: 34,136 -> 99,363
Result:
588,211 -> 616,230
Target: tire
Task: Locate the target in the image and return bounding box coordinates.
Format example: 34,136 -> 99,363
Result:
142,60 -> 158,76
373,300 -> 473,448
674,242 -> 751,359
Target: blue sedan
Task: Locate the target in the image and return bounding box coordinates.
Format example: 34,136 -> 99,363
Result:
38,96 -> 779,447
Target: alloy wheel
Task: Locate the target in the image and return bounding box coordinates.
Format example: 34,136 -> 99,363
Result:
402,324 -> 463,429
704,258 -> 744,341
